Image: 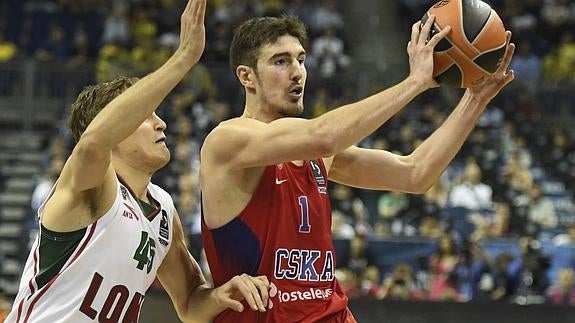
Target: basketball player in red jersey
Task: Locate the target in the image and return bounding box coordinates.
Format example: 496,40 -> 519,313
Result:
6,1 -> 271,322
200,14 -> 515,322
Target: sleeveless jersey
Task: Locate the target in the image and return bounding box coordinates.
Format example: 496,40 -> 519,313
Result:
202,160 -> 349,322
6,176 -> 174,323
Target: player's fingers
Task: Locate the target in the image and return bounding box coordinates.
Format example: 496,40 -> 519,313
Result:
252,276 -> 270,307
411,21 -> 421,47
243,275 -> 267,312
219,297 -> 245,313
195,0 -> 207,23
269,281 -> 278,298
497,41 -> 515,75
418,15 -> 435,46
237,274 -> 266,312
503,69 -> 515,85
182,0 -> 193,16
427,25 -> 451,48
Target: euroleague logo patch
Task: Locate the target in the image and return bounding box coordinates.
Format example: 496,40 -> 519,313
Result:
433,0 -> 451,8
309,160 -> 327,194
158,210 -> 169,246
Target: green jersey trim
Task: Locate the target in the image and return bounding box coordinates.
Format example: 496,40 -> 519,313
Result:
36,225 -> 87,289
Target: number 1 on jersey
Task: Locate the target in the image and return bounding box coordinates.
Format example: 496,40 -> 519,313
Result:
298,196 -> 311,233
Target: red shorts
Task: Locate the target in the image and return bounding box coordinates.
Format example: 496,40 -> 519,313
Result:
316,308 -> 357,323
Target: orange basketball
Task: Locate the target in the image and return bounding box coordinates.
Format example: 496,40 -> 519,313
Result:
422,0 -> 507,88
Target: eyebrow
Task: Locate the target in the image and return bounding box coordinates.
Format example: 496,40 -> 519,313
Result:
268,51 -> 307,61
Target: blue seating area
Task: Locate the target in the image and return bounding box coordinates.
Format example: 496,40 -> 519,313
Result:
333,237 -> 575,287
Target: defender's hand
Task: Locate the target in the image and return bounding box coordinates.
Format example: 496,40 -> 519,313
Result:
177,0 -> 206,64
213,274 -> 270,313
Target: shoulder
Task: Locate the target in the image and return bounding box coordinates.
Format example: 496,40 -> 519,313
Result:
206,118 -> 263,140
201,118 -> 263,159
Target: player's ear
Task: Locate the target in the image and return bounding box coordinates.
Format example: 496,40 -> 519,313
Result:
236,65 -> 256,90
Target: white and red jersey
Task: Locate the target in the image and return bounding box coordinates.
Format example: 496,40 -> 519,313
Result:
7,176 -> 174,323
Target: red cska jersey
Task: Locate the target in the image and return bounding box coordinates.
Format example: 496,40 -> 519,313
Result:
202,160 -> 353,322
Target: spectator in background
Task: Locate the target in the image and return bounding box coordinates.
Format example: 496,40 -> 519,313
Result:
311,0 -> 344,33
101,1 -> 130,45
35,24 -> 68,61
428,235 -> 461,301
510,42 -> 541,91
527,184 -> 558,230
331,184 -> 369,225
488,252 -> 516,302
359,265 -> 382,298
348,235 -> 370,276
423,179 -> 449,209
514,237 -> 551,302
547,268 -> 575,306
543,31 -> 575,84
0,31 -> 17,62
378,262 -> 425,300
0,291 -> 9,322
310,27 -> 350,79
0,31 -> 18,95
336,268 -> 361,299
332,210 -> 356,239
541,0 -> 573,37
469,202 -> 512,240
30,156 -> 65,213
449,159 -> 493,210
553,224 -> 575,246
69,29 -> 91,66
418,216 -> 443,238
378,191 -> 408,230
508,3 -> 537,41
285,0 -> 313,27
503,153 -> 534,211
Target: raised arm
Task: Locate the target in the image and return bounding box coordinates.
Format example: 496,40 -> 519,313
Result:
203,18 -> 451,170
158,210 -> 270,322
60,0 -> 206,194
329,32 -> 516,193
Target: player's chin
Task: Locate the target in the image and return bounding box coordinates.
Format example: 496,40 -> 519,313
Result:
155,151 -> 171,169
289,99 -> 305,114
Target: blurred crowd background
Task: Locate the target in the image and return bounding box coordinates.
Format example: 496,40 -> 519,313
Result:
1,0 -> 575,318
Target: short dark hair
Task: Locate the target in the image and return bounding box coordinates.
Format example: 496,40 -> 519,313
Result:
68,76 -> 139,143
229,15 -> 308,72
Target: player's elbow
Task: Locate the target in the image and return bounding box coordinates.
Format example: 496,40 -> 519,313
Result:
412,180 -> 433,195
402,157 -> 432,194
75,132 -> 111,161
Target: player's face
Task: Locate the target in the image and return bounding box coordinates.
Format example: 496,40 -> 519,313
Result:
254,35 -> 307,117
115,113 -> 170,172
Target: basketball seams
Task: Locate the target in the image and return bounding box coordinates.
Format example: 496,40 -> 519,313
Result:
470,10 -> 505,56
447,43 -> 488,87
434,52 -> 457,75
469,8 -> 492,45
456,0 -> 480,57
432,22 -> 454,54
427,0 -> 507,87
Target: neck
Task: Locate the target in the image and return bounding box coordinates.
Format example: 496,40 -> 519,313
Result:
243,92 -> 279,123
112,159 -> 152,201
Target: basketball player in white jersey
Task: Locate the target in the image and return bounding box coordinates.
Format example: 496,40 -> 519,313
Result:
6,0 -> 271,322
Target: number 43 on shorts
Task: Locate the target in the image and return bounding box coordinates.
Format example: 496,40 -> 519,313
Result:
133,231 -> 156,273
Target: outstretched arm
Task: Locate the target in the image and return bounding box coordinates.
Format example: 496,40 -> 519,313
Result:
329,32 -> 515,193
61,0 -> 207,194
158,210 -> 270,322
203,17 -> 451,170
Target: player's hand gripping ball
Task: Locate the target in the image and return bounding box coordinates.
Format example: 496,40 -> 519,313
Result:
422,0 -> 507,88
